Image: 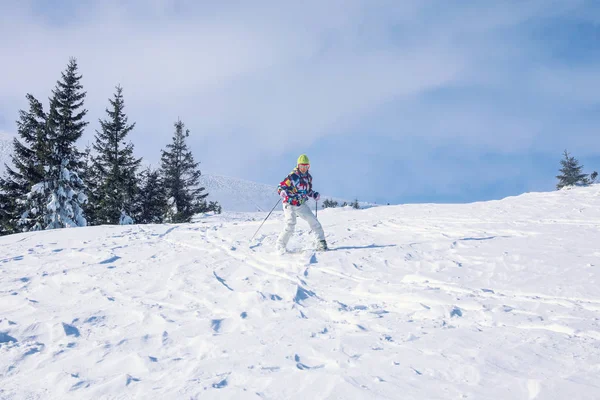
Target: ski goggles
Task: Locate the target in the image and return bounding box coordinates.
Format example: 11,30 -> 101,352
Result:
298,163 -> 310,169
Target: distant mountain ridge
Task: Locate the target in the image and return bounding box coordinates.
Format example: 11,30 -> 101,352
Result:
198,173 -> 372,213
198,174 -> 280,212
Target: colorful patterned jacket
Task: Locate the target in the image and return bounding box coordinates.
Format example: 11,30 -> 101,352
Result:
278,168 -> 317,206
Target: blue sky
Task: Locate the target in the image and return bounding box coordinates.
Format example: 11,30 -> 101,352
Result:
1,1 -> 599,205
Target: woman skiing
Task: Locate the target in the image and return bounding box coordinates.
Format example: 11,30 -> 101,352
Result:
276,154 -> 328,253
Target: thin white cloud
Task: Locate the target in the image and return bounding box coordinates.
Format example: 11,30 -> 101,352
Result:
0,0 -> 599,196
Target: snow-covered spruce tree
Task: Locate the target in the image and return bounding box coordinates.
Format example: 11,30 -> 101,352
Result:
42,58 -> 89,229
91,85 -> 141,225
160,119 -> 209,223
0,94 -> 50,233
134,166 -> 168,224
556,150 -> 589,189
80,144 -> 100,225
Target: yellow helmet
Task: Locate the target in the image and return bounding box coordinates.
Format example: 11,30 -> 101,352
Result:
297,154 -> 310,165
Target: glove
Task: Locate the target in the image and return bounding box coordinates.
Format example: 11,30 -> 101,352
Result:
289,196 -> 305,206
313,192 -> 320,201
279,191 -> 288,201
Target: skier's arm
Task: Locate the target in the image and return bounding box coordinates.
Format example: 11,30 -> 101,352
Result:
278,174 -> 299,202
307,176 -> 319,200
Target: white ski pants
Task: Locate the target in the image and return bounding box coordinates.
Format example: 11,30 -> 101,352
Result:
277,202 -> 325,247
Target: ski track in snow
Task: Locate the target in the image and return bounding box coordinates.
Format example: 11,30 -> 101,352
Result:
1,186 -> 600,399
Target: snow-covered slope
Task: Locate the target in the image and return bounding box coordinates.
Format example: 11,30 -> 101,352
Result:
1,186 -> 600,399
0,131 -> 13,175
199,174 -> 281,212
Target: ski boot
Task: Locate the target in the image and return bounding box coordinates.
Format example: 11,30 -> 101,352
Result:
276,244 -> 287,255
316,240 -> 328,251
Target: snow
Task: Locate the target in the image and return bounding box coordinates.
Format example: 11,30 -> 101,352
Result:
0,131 -> 13,175
1,185 -> 600,399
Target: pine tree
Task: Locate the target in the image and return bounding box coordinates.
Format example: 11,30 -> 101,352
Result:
91,85 -> 141,225
0,188 -> 10,235
208,201 -> 222,214
0,178 -> 13,235
135,166 -> 167,224
322,198 -> 338,208
0,94 -> 49,233
556,150 -> 588,189
81,144 -> 101,225
38,58 -> 89,229
160,119 -> 209,223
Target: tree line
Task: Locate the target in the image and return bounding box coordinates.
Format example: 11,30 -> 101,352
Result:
0,58 -> 219,236
321,198 -> 361,209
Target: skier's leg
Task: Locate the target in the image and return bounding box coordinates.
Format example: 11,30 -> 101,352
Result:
276,203 -> 297,250
297,203 -> 325,242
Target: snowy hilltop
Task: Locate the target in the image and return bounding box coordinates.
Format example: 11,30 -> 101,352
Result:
1,185 -> 600,399
198,174 -> 281,212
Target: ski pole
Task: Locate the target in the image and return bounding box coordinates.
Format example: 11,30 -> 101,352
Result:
315,199 -> 318,219
250,198 -> 281,241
